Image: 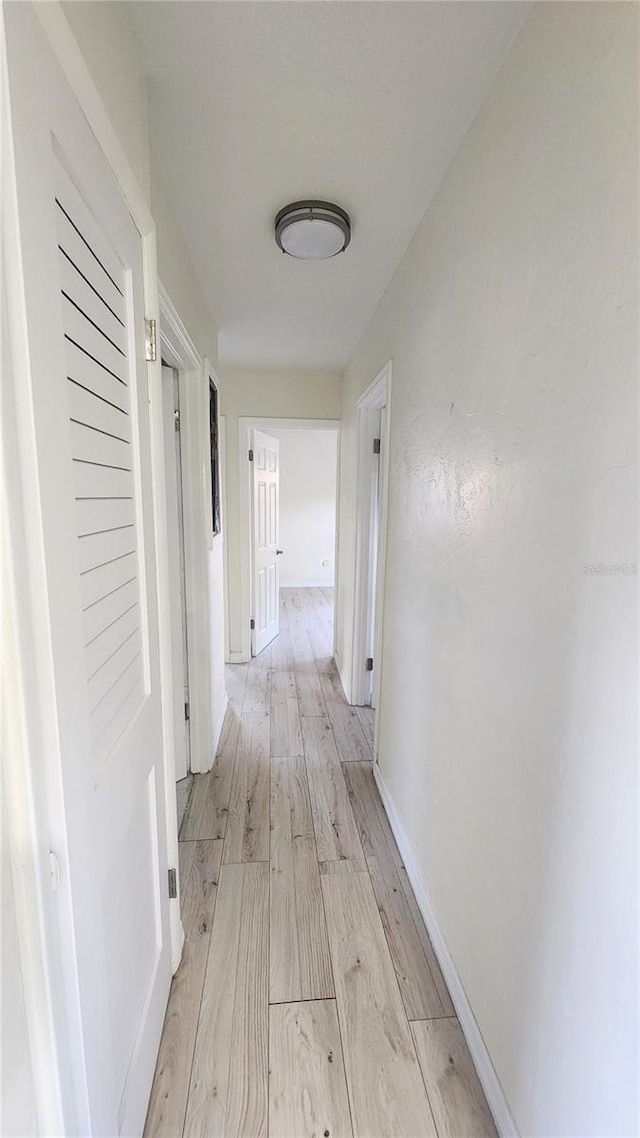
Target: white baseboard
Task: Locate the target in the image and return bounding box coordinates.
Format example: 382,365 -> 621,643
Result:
372,763 -> 520,1138
334,650 -> 352,704
227,651 -> 245,664
171,915 -> 185,974
211,692 -> 229,760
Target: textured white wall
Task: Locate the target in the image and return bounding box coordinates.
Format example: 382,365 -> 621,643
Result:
61,1 -> 150,200
337,4 -> 638,1134
269,429 -> 337,587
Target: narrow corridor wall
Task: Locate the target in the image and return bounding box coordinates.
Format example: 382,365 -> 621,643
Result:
336,4 -> 638,1134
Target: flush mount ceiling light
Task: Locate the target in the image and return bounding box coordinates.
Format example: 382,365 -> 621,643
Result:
275,200 -> 351,260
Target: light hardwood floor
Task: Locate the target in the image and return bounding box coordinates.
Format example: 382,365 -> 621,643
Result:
144,588 -> 496,1138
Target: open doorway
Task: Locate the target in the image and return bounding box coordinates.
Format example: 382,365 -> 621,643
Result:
365,403 -> 387,710
251,423 -> 339,655
351,362 -> 392,753
161,364 -> 191,821
230,415 -> 376,766
159,286 -> 223,809
239,417 -> 340,663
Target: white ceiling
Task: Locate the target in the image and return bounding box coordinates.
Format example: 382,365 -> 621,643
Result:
131,1 -> 528,372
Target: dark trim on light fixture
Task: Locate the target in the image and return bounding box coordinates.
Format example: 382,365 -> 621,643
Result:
275,200 -> 351,258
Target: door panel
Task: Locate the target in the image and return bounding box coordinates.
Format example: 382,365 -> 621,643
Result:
5,6 -> 171,1133
252,429 -> 280,654
368,408 -> 382,708
162,365 -> 189,782
371,407 -> 387,711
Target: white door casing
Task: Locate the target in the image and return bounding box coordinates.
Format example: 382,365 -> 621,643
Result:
351,363 -> 392,721
251,428 -> 280,655
236,417 -> 340,664
157,284 -> 213,778
162,366 -> 189,782
174,373 -> 191,772
367,408 -> 382,707
4,6 -> 171,1133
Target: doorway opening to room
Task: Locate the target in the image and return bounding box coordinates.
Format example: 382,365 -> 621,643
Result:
161,363 -> 192,822
350,362 -> 392,755
158,285 -> 223,841
235,415 -> 375,762
245,419 -> 340,662
233,414 -> 373,760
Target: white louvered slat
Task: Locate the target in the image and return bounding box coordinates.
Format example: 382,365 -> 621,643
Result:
89,662 -> 144,744
87,631 -> 141,711
55,196 -> 125,321
63,295 -> 128,385
75,497 -> 135,537
91,680 -> 145,765
68,378 -> 131,442
85,604 -> 139,680
77,526 -> 136,575
65,337 -> 128,410
83,578 -> 139,645
80,550 -> 137,609
73,459 -> 132,500
59,252 -> 127,355
70,420 -> 131,469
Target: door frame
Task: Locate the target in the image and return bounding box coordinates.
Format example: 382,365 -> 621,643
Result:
350,362 -> 393,735
237,417 -> 341,663
2,30 -> 69,1124
161,362 -> 190,784
158,283 -> 216,779
1,5 -> 184,1128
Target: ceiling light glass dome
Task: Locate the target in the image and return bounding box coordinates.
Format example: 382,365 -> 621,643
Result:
275,201 -> 351,260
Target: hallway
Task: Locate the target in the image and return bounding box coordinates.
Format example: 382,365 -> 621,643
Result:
3,5 -> 636,1134
144,589 -> 496,1138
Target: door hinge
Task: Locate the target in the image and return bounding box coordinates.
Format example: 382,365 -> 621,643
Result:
250,618 -> 255,630
144,318 -> 157,362
248,448 -> 254,462
184,700 -> 190,721
366,657 -> 374,672
168,867 -> 177,899
174,410 -> 180,432
373,438 -> 381,455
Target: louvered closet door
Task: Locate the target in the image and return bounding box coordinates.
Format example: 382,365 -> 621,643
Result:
5,6 -> 171,1136
58,168 -> 146,764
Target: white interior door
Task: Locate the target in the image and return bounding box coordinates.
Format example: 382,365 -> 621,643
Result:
251,428 -> 280,655
5,7 -> 171,1133
162,365 -> 189,782
370,407 -> 387,709
366,410 -> 381,706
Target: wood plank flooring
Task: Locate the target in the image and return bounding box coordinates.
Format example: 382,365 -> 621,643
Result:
270,756 -> 333,1003
145,588 -> 496,1138
269,1000 -> 352,1138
